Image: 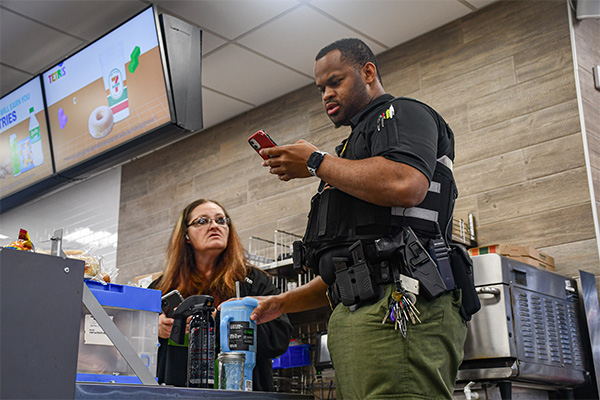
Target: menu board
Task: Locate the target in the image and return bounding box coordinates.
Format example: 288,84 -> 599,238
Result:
43,7 -> 172,173
0,77 -> 54,198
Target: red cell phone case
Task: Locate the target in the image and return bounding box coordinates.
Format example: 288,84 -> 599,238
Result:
248,130 -> 277,160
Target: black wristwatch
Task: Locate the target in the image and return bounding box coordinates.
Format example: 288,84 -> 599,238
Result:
307,150 -> 328,176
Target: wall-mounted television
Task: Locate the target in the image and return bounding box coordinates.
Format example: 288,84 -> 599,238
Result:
0,6 -> 202,213
43,6 -> 202,177
0,76 -> 54,200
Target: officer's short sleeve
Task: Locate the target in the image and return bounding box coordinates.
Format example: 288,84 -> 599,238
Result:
369,100 -> 439,182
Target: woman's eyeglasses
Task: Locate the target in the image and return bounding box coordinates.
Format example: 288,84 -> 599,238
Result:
187,216 -> 230,228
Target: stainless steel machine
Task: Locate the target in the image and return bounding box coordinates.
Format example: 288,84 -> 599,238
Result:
457,254 -> 591,397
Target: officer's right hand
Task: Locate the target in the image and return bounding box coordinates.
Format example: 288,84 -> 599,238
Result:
250,295 -> 284,324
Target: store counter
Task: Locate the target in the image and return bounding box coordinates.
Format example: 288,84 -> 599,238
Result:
75,383 -> 313,399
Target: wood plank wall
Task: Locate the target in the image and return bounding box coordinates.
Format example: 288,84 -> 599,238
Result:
572,10 -> 600,277
116,0 -> 599,285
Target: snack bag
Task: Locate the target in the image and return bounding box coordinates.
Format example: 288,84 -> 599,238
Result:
4,229 -> 34,251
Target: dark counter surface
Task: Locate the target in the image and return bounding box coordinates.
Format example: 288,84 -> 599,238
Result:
75,383 -> 313,399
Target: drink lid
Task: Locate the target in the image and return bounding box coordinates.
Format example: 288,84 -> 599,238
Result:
221,297 -> 258,310
218,352 -> 246,362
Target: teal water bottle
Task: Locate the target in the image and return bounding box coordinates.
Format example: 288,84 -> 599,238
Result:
220,297 -> 258,391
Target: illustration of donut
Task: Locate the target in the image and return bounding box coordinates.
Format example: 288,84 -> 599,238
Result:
88,105 -> 114,139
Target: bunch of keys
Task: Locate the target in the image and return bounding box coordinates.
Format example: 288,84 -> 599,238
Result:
382,275 -> 421,338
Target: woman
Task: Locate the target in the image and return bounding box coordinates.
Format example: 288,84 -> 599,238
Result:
149,199 -> 293,391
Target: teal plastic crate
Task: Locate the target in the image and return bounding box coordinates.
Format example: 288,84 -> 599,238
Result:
272,344 -> 311,369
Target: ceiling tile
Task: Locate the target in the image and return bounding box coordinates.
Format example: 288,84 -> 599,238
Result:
310,0 -> 472,48
1,0 -> 148,42
155,0 -> 298,40
238,4 -> 387,77
0,66 -> 34,97
201,89 -> 254,128
467,0 -> 501,9
0,8 -> 84,74
201,31 -> 228,55
202,44 -> 313,106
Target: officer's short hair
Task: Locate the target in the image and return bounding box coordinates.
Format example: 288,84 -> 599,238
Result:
316,38 -> 382,84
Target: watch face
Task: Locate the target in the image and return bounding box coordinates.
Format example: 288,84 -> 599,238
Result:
307,151 -> 326,176
308,152 -> 321,168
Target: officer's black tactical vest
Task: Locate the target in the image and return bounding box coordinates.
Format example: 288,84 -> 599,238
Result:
301,98 -> 457,273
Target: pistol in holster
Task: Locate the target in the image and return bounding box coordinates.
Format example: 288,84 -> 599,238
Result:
375,226 -> 448,301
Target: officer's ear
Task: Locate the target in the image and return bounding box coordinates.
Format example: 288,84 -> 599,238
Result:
362,62 -> 378,85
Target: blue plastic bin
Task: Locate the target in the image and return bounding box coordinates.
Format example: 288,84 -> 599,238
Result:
76,280 -> 161,383
272,344 -> 311,369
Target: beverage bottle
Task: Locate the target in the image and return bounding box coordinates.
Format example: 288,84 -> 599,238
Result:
9,134 -> 20,176
187,302 -> 216,388
220,297 -> 258,391
28,107 -> 43,167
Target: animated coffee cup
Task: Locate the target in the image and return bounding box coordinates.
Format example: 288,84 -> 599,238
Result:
99,42 -> 129,123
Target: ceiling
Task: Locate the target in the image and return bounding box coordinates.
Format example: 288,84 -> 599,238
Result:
0,0 -> 498,130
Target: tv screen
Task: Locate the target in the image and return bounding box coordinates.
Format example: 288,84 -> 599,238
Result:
42,6 -> 172,174
0,76 -> 54,198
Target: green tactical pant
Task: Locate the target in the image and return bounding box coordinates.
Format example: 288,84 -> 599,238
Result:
328,284 -> 467,400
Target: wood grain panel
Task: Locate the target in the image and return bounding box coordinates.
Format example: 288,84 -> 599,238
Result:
514,34 -> 573,83
437,105 -> 469,144
573,16 -> 600,64
476,203 -> 596,248
421,1 -> 567,88
461,1 -> 561,45
309,108 -> 332,133
454,150 -> 526,197
541,238 -> 600,277
455,100 -> 580,165
415,57 -> 516,108
145,230 -> 172,258
307,124 -> 350,154
117,205 -> 175,246
382,63 -> 421,98
477,167 -> 590,223
115,236 -> 148,267
229,185 -> 315,230
468,69 -> 576,130
377,21 -> 463,79
524,133 -> 586,180
247,174 -> 318,203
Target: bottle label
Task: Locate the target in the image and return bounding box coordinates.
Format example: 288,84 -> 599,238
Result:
227,321 -> 254,351
29,125 -> 41,143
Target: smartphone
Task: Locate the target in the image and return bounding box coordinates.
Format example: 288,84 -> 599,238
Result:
248,130 -> 277,160
161,289 -> 184,318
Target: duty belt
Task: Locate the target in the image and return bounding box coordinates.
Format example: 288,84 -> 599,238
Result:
325,226 -> 455,310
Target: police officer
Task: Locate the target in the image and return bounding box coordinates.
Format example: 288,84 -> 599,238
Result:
252,38 -> 467,399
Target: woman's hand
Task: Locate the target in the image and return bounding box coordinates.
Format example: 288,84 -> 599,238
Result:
158,313 -> 174,339
159,314 -> 193,339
